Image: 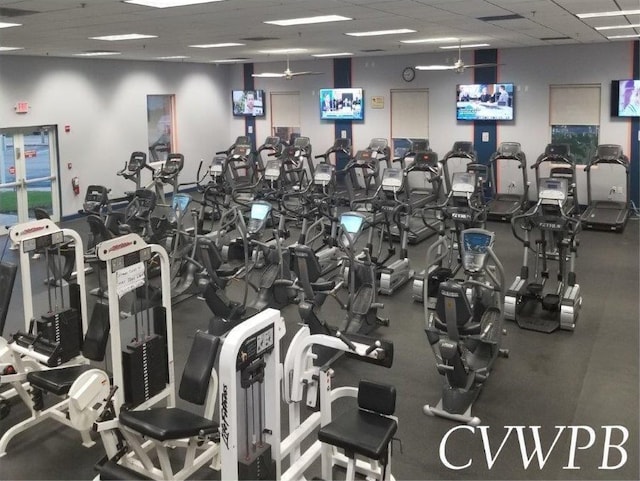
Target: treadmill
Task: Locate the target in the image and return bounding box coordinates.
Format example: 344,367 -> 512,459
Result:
388,150 -> 441,244
486,142 -> 529,221
441,141 -> 477,194
531,143 -> 579,217
581,144 -> 629,232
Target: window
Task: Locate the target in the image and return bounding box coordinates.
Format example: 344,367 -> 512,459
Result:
391,89 -> 429,157
270,92 -> 300,143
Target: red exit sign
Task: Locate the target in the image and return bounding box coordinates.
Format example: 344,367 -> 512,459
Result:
15,101 -> 29,114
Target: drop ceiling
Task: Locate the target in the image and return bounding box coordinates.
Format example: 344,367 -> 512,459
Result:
0,0 -> 638,64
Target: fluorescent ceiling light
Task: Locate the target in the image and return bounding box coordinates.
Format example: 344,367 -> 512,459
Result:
252,73 -> 286,78
156,55 -> 190,59
312,52 -> 353,57
440,43 -> 490,49
124,0 -> 225,8
90,33 -> 157,41
0,46 -> 24,51
415,65 -> 453,70
0,22 -> 22,29
189,42 -> 244,48
607,33 -> 640,39
73,51 -> 122,56
400,37 -> 458,44
345,28 -> 416,37
258,48 -> 307,54
264,15 -> 351,26
595,23 -> 640,30
576,9 -> 640,19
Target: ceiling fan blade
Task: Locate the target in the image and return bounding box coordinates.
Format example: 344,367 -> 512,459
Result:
289,71 -> 324,77
415,65 -> 455,71
252,72 -> 286,78
464,62 -> 503,69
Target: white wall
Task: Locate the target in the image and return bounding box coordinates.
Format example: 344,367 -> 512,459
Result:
0,56 -> 230,217
1,41 -> 635,217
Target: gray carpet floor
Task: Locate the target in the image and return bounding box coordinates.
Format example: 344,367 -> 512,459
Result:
0,215 -> 638,480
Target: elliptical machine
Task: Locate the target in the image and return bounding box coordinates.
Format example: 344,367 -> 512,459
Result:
423,228 -> 508,425
505,176 -> 582,332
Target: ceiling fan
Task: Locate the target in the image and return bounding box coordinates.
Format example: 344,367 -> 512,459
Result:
252,56 -> 324,80
415,41 -> 501,73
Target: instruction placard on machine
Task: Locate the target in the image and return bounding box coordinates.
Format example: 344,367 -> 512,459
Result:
116,262 -> 146,298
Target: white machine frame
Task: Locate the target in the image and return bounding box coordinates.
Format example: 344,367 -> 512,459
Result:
219,308 -> 396,481
0,219 -> 90,456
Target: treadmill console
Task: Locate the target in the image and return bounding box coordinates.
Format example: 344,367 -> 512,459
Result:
231,144 -> 251,158
264,136 -> 281,149
596,144 -> 623,161
333,138 -> 351,150
452,141 -> 473,154
461,229 -> 494,273
545,143 -> 570,157
451,172 -> 476,195
538,177 -> 568,202
355,149 -> 374,164
410,138 -> 429,152
498,142 -> 521,157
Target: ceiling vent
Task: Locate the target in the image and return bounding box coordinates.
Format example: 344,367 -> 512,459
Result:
540,36 -> 572,40
0,7 -> 38,17
361,48 -> 385,52
478,14 -> 524,21
240,36 -> 280,42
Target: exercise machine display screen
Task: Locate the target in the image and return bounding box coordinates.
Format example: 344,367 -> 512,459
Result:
340,213 -> 364,235
461,229 -> 494,272
264,160 -> 281,180
538,178 -> 567,201
451,172 -> 476,194
250,201 -> 271,221
314,163 -> 333,184
382,168 -> 403,189
172,194 -> 191,214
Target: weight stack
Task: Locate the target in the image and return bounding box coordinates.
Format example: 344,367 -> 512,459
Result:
122,335 -> 168,407
37,308 -> 81,365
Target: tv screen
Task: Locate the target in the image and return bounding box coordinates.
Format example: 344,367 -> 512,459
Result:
320,88 -> 364,121
611,79 -> 640,117
456,83 -> 514,121
232,90 -> 265,117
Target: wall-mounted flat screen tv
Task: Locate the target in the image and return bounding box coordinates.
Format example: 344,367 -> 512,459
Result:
611,79 -> 640,117
320,88 -> 364,121
232,89 -> 265,117
456,83 -> 514,121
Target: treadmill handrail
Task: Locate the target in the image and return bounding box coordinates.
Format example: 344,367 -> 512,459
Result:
531,154 -> 575,169
584,156 -> 629,172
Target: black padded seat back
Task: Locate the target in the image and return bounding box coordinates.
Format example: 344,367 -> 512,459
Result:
128,151 -> 147,172
33,207 -> 51,220
197,237 -> 224,276
292,244 -> 323,299
82,302 -> 110,361
358,380 -> 396,415
161,153 -> 184,175
0,262 -> 18,337
178,331 -> 220,405
87,214 -> 114,247
435,281 -> 473,342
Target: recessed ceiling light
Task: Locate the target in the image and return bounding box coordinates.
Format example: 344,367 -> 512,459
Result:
607,33 -> 640,39
258,48 -> 308,54
0,22 -> 21,29
440,43 -> 490,49
576,9 -> 640,19
0,46 -> 24,51
189,42 -> 244,48
400,37 -> 458,44
595,23 -> 640,30
124,0 -> 225,8
156,55 -> 190,59
312,52 -> 353,57
90,33 -> 157,41
264,15 -> 352,27
345,28 -> 416,37
73,51 -> 122,56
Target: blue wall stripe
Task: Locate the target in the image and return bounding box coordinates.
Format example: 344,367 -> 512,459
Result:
243,63 -> 257,151
473,49 -> 498,167
333,57 -> 352,173
630,40 -> 639,206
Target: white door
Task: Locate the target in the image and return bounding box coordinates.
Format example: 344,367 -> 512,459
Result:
0,126 -> 61,235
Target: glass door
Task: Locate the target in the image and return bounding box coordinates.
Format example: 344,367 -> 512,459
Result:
0,126 -> 60,236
